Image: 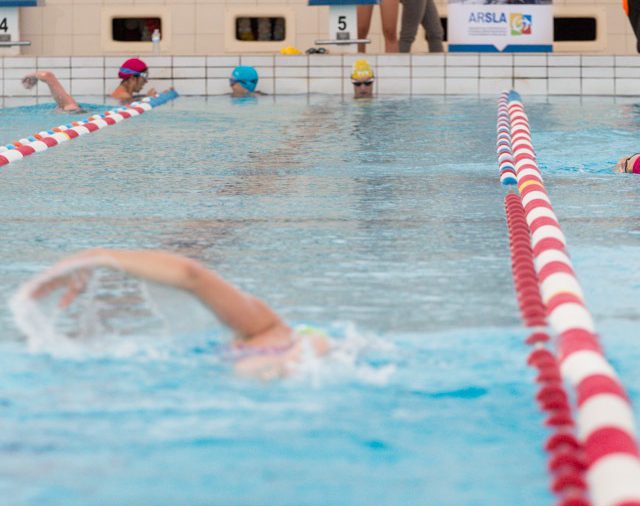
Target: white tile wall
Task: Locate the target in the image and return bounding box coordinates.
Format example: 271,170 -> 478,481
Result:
446,78 -> 478,94
2,54 -> 640,98
309,78 -> 342,95
412,78 -> 445,95
378,78 -> 411,95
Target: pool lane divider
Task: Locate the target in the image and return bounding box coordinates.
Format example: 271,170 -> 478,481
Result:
497,93 -> 589,506
0,89 -> 179,168
498,90 -> 640,506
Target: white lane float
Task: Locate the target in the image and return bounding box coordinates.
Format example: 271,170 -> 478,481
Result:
502,89 -> 640,506
498,91 -> 588,505
0,89 -> 179,168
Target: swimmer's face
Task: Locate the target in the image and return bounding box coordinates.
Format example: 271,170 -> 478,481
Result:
352,78 -> 374,99
615,154 -> 640,173
230,81 -> 252,98
132,74 -> 147,93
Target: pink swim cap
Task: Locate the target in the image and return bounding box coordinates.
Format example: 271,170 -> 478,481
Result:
633,157 -> 640,174
118,58 -> 148,79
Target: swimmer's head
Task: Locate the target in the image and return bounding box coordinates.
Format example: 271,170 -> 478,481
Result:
118,58 -> 149,93
118,58 -> 149,81
351,60 -> 375,99
230,66 -> 259,95
615,153 -> 640,173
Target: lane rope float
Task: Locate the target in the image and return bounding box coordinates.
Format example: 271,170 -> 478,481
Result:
498,92 -> 588,506
0,89 -> 179,168
498,90 -> 640,506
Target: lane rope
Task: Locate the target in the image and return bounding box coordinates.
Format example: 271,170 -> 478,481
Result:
0,89 -> 179,168
498,90 -> 640,506
499,91 -> 588,505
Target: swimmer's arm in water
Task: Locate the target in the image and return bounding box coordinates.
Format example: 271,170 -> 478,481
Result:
64,249 -> 286,339
22,71 -> 81,112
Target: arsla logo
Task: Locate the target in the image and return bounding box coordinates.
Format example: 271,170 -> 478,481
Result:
468,12 -> 507,23
510,13 -> 532,35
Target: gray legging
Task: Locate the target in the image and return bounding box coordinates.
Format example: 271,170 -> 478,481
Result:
399,0 -> 444,53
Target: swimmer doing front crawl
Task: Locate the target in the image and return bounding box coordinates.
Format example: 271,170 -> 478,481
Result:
27,249 -> 330,380
22,58 -> 161,112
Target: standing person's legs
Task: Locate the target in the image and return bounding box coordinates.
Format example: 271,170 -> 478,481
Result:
357,5 -> 374,53
399,0 -> 427,53
421,0 -> 444,52
380,0 -> 400,53
629,0 -> 640,52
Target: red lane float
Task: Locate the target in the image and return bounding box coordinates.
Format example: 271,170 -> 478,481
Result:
501,90 -> 640,506
0,89 -> 179,169
498,92 -> 588,506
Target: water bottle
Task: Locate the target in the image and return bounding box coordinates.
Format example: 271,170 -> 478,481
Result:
151,28 -> 161,53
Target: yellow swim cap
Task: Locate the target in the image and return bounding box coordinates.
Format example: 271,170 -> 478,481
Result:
351,59 -> 374,80
280,46 -> 303,55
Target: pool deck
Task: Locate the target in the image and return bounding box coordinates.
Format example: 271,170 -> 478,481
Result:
0,54 -> 639,99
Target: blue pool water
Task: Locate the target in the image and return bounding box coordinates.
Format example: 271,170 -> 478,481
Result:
1,95 -> 639,506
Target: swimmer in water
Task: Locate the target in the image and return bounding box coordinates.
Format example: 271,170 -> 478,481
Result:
22,58 -> 159,111
614,153 -> 640,173
29,248 -> 330,380
21,70 -> 85,113
110,58 -> 157,104
351,59 -> 375,99
229,66 -> 265,98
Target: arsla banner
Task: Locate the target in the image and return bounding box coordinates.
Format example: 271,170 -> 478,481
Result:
448,0 -> 553,52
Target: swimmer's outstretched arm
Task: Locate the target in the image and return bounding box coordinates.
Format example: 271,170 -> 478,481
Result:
62,249 -> 286,339
22,71 -> 80,111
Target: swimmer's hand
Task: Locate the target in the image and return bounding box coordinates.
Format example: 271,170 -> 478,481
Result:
22,74 -> 38,90
146,88 -> 158,97
30,267 -> 90,308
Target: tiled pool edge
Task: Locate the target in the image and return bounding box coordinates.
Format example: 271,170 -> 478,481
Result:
1,54 -> 640,98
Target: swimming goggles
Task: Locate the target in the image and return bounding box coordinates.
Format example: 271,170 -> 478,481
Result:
229,78 -> 258,86
139,70 -> 149,81
305,47 -> 327,55
352,80 -> 374,87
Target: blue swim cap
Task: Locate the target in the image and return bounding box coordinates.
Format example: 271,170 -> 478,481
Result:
231,66 -> 259,92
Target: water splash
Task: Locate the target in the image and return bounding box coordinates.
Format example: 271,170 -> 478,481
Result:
9,257 -> 214,360
290,321 -> 397,387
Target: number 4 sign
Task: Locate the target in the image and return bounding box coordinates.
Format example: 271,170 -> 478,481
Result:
0,7 -> 20,55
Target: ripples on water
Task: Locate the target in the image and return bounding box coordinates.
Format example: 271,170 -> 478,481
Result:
1,96 -> 639,505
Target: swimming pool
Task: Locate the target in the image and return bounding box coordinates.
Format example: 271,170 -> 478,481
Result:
1,95 -> 639,505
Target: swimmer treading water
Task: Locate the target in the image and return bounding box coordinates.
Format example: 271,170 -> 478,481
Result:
16,249 -> 331,380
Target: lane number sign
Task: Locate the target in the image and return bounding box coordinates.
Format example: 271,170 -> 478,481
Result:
330,5 -> 356,41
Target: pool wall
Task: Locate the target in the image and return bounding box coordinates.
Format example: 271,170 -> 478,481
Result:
1,54 -> 640,100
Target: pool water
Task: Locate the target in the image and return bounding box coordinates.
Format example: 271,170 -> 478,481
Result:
1,95 -> 639,506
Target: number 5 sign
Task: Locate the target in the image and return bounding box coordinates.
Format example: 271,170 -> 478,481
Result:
309,0 -> 378,53
330,6 -> 356,42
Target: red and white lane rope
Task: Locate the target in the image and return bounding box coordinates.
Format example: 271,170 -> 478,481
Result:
498,93 -> 589,506
0,89 -> 178,168
499,90 -> 640,506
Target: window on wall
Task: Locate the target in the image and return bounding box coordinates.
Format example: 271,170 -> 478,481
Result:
235,17 -> 286,42
554,18 -> 597,41
112,17 -> 162,42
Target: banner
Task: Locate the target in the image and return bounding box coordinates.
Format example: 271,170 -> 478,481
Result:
448,0 -> 553,52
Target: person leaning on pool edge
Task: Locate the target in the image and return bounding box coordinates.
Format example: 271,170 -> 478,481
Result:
111,58 -> 157,103
229,66 -> 267,98
22,58 -> 158,111
615,153 -> 640,173
351,59 -> 375,99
